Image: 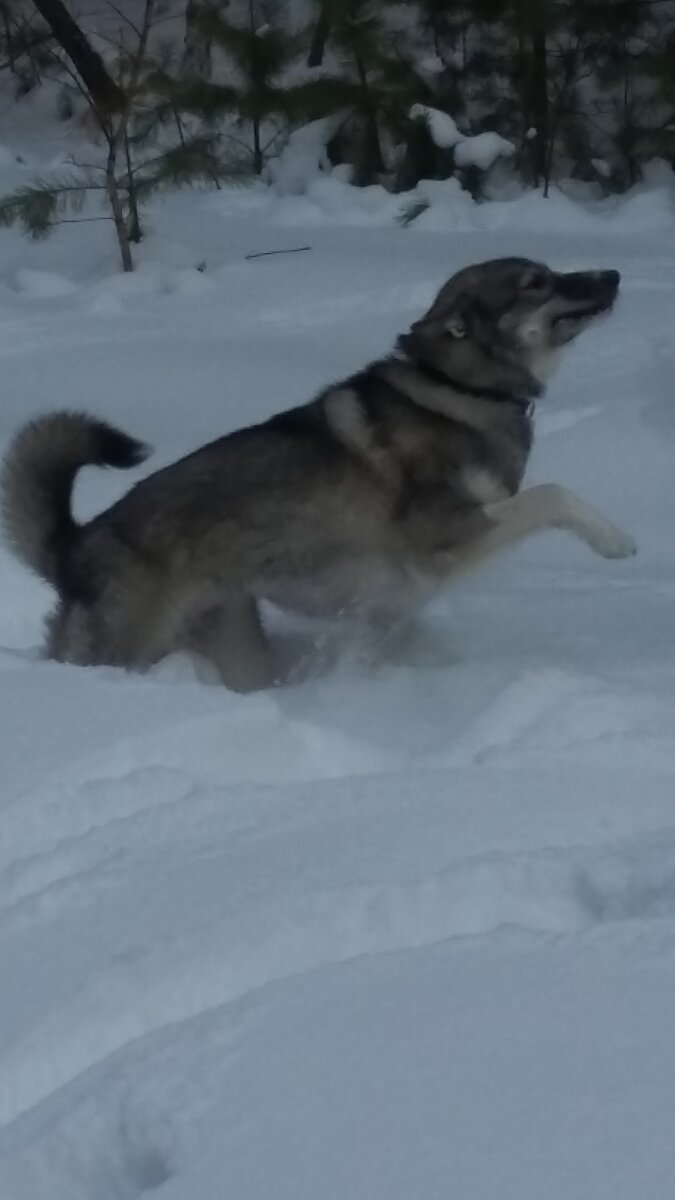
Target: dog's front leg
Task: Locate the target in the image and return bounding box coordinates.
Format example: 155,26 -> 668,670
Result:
439,483 -> 637,578
478,483 -> 638,562
485,484 -> 636,559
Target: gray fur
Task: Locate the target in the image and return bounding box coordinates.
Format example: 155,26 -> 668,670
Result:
1,257 -> 636,691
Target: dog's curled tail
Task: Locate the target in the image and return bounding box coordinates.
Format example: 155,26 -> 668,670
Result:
1,411 -> 149,585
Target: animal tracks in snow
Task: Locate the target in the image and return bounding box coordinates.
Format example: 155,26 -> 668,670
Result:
3,766 -> 675,1126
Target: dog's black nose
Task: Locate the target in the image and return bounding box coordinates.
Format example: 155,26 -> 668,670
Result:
600,269 -> 620,290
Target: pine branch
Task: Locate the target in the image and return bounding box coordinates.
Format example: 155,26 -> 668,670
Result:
282,75 -> 362,122
0,185 -> 57,237
0,172 -> 102,238
104,0 -> 142,41
196,6 -> 305,81
131,134 -> 251,201
173,77 -> 240,120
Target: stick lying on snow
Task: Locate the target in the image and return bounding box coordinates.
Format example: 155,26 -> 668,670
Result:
245,246 -> 311,260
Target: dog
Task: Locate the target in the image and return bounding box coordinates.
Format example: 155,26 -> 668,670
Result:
1,256 -> 636,691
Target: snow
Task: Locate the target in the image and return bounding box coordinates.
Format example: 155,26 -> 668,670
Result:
410,103 -> 464,149
454,130 -> 516,170
267,116 -> 340,195
418,54 -> 446,75
409,105 -> 515,170
3,100 -> 675,1200
593,156 -> 612,178
14,267 -> 79,297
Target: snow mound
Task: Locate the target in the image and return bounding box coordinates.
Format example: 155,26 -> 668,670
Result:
409,103 -> 464,149
480,186 -> 604,232
14,268 -> 79,298
418,54 -> 446,75
606,184 -> 675,230
268,117 -> 341,196
455,130 -> 516,170
406,177 -> 481,231
274,176 -> 401,226
409,105 -> 515,168
0,143 -> 22,167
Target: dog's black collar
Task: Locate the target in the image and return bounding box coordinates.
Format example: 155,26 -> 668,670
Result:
409,359 -> 536,417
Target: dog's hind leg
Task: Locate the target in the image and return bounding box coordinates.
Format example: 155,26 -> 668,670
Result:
448,483 -> 636,576
189,594 -> 277,692
45,599 -> 98,664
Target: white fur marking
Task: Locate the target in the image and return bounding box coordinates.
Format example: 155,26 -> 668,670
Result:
462,467 -> 509,506
324,389 -> 370,450
531,347 -> 562,384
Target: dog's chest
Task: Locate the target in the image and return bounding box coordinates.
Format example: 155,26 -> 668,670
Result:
460,465 -> 511,505
393,414 -> 530,503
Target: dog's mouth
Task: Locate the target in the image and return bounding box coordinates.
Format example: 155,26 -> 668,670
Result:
548,269 -> 620,341
551,296 -> 614,326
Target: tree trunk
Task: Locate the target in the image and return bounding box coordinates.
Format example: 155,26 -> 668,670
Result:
252,115 -> 263,174
106,132 -> 133,271
307,0 -> 333,68
31,0 -> 125,114
1,2 -> 17,75
515,0 -> 549,190
182,0 -> 213,79
352,42 -> 385,177
530,21 -> 549,191
123,127 -> 142,243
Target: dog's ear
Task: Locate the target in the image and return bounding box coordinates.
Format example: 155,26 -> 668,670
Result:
410,291 -> 475,340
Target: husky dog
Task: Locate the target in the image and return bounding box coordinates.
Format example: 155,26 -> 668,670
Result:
1,257 -> 635,691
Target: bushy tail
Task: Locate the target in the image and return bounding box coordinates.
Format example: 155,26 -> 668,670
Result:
1,411 -> 149,585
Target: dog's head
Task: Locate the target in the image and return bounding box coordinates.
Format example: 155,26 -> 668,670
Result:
399,257 -> 620,400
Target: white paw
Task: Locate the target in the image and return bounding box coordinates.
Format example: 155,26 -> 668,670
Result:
588,522 -> 637,560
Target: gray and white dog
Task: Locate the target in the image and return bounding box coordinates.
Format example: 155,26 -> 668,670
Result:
1,256 -> 635,691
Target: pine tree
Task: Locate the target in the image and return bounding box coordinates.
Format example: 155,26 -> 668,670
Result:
0,1 -> 54,92
303,0 -> 431,185
458,0 -> 666,196
574,0 -> 666,188
182,0 -> 214,80
177,0 -> 312,176
0,0 -> 247,269
2,0 -> 672,243
394,0 -> 466,63
458,0 -> 588,194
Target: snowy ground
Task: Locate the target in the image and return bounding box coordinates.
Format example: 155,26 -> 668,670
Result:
3,95 -> 675,1199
